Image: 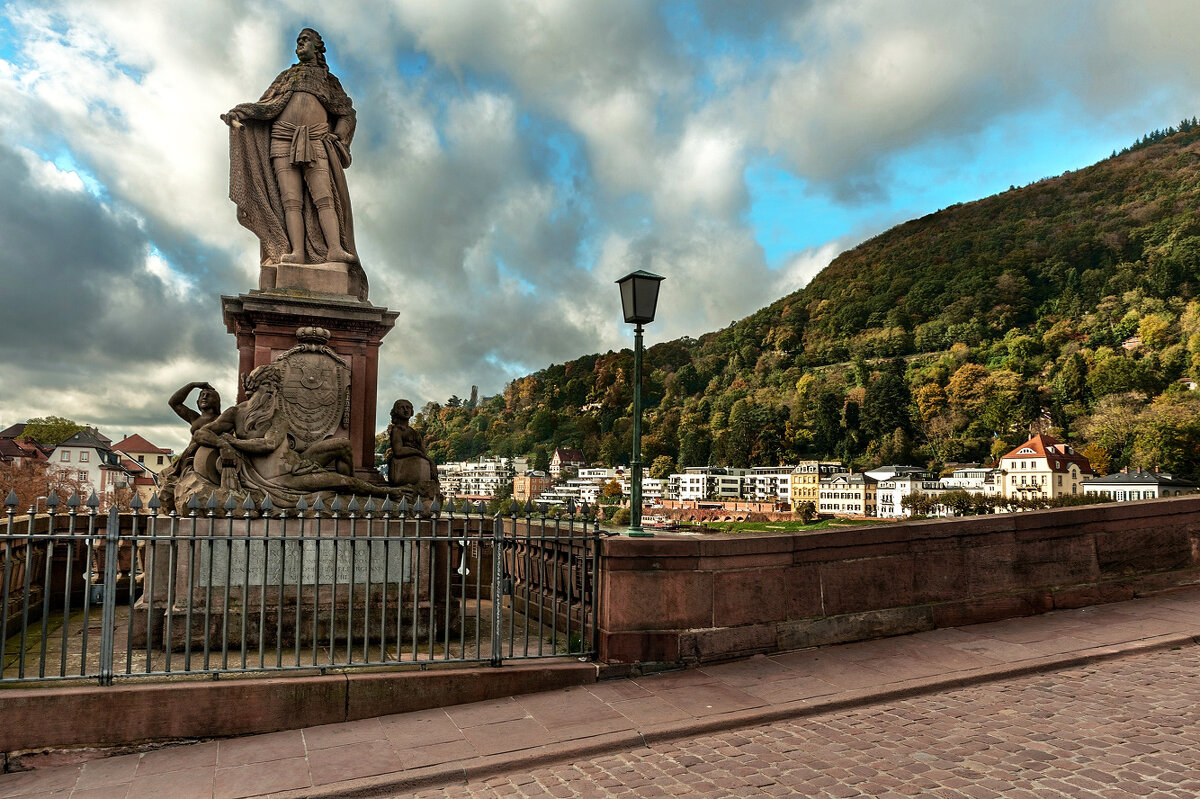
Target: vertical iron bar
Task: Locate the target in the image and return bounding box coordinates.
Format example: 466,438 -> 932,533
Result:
346,511 -> 355,665
124,512 -> 139,674
565,518 -> 575,659
240,512 -> 251,671
590,513 -> 601,658
60,510 -> 75,677
380,513 -> 390,661
550,515 -> 560,654
328,513 -> 338,667
38,519 -> 54,678
202,508 -> 216,671
142,512 -> 156,674
81,508 -> 96,678
164,512 -> 178,674
523,512 -> 533,656
275,511 -> 286,670
1,508 -> 13,680
221,512 -> 234,671
304,511 -> 314,667
410,513 -> 419,659
294,511 -> 305,669
98,508 -> 120,686
258,510 -> 270,670
362,511 -> 372,663
185,511 -> 199,671
393,514 -> 403,661
427,514 -> 436,662
18,506 -> 36,678
490,514 -> 503,667
473,509 -> 482,660
443,514 -> 452,660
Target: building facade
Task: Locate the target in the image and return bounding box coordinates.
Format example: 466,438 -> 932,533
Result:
790,461 -> 842,509
998,434 -> 1093,500
819,472 -> 878,517
1082,469 -> 1199,501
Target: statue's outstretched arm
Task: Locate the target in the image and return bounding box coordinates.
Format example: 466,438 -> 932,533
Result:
168,381 -> 211,424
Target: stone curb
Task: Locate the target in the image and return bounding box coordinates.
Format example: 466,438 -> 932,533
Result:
277,632 -> 1199,799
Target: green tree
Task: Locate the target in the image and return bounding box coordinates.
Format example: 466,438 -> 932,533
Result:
22,416 -> 83,446
649,455 -> 677,480
862,370 -> 912,440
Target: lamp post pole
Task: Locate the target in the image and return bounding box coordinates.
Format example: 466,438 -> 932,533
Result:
615,269 -> 664,538
628,322 -> 650,537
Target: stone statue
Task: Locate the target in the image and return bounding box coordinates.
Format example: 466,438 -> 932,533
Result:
223,28 -> 368,300
385,399 -> 439,495
157,382 -> 222,508
166,328 -> 423,512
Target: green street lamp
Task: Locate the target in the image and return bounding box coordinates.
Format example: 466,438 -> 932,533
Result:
616,269 -> 665,537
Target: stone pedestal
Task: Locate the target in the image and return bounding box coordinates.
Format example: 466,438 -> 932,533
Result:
222,290 -> 397,480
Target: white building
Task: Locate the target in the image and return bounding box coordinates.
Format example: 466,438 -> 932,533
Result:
440,457 -> 515,499
939,467 -> 1002,496
49,428 -> 136,505
876,475 -> 943,519
669,471 -> 706,501
819,472 -> 878,517
618,476 -> 665,503
1082,469 -> 1199,501
747,466 -> 795,504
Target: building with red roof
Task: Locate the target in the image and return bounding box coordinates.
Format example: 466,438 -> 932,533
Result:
998,434 -> 1093,500
112,434 -> 174,476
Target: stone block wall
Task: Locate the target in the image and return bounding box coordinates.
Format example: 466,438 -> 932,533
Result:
598,496 -> 1200,667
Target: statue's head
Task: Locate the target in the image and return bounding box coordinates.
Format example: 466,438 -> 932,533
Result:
244,365 -> 283,430
391,399 -> 414,423
197,388 -> 221,413
296,28 -> 327,68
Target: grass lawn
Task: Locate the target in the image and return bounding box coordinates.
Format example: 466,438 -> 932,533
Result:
695,517 -> 895,534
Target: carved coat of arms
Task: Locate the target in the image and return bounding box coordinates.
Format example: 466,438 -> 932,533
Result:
273,327 -> 350,450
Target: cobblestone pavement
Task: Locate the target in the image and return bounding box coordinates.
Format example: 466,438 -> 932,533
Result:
411,645 -> 1200,798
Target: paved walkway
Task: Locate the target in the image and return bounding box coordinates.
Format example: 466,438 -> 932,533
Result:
408,642 -> 1200,798
3,586 -> 1200,799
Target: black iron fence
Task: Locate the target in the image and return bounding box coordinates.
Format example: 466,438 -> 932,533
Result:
0,491 -> 600,685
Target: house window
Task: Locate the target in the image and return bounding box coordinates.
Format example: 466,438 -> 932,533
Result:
137,455 -> 145,463
1057,475 -> 1062,486
60,451 -> 70,462
78,470 -> 87,482
79,451 -> 89,463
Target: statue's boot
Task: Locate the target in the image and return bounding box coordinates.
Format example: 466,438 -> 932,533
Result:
281,208 -> 305,264
317,205 -> 357,263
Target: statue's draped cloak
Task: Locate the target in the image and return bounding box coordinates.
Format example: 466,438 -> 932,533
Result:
228,61 -> 368,297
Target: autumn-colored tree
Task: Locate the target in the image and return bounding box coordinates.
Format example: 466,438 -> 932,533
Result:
0,461 -> 86,512
1080,443 -> 1111,476
649,455 -> 677,480
947,363 -> 991,417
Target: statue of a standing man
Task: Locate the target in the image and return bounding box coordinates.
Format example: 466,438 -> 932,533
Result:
223,29 -> 367,297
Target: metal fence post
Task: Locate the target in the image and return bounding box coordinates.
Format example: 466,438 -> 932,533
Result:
490,513 -> 504,667
98,507 -> 120,686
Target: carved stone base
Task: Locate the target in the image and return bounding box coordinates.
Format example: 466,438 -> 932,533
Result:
222,291 -> 398,480
261,261 -> 354,297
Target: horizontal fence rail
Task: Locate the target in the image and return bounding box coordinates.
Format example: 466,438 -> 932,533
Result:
0,491 -> 600,686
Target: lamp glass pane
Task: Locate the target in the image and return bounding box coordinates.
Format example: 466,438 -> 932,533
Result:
635,279 -> 660,322
619,279 -> 636,323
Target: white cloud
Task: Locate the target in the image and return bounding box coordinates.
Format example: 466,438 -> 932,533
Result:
4,0 -> 1200,446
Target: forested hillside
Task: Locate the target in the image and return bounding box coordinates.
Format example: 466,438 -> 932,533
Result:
414,123 -> 1200,480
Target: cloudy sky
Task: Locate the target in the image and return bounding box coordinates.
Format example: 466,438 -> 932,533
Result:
2,1 -> 1200,453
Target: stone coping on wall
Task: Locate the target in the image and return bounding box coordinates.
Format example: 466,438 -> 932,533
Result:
597,496 -> 1200,666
